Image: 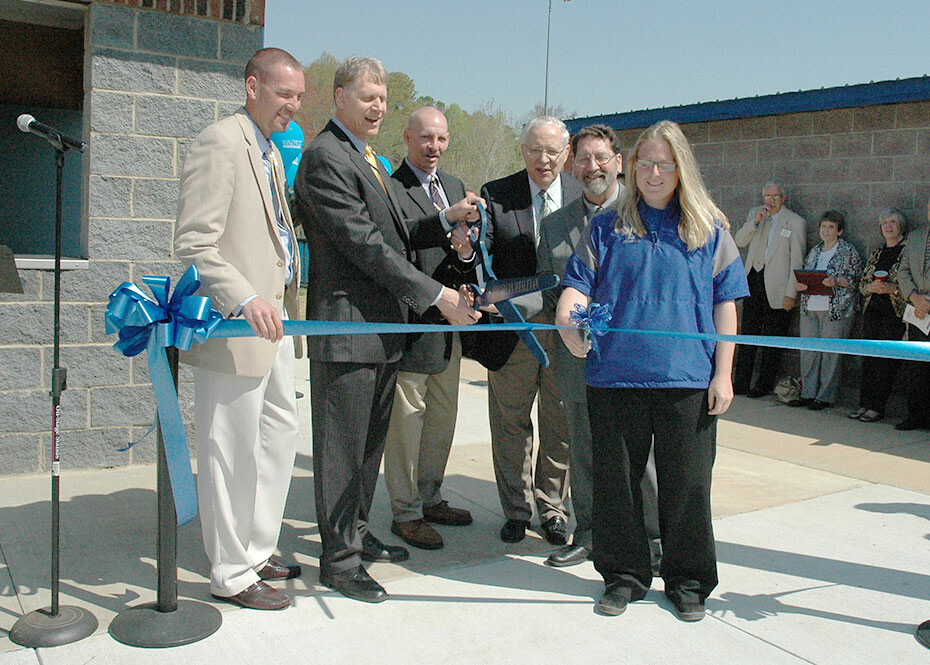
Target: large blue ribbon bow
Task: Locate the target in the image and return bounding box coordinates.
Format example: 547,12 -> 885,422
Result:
569,302 -> 612,361
105,266 -> 223,525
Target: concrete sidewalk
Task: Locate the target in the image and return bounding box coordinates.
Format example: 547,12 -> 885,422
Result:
1,359 -> 930,664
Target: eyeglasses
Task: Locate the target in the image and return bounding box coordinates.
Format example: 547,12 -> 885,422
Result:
573,153 -> 617,167
635,159 -> 676,173
524,145 -> 567,159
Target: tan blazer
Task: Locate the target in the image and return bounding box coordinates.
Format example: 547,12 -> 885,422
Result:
174,109 -> 301,377
898,224 -> 930,301
735,205 -> 807,309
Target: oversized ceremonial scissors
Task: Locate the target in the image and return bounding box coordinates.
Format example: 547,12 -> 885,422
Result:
465,203 -> 558,368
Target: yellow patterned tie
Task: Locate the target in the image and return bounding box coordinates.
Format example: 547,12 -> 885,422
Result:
364,145 -> 388,194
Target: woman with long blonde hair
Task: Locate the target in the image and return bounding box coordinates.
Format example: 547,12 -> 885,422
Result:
556,120 -> 748,621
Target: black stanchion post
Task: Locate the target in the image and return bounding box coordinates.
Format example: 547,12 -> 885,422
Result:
916,620 -> 930,649
108,347 -> 222,648
10,145 -> 98,648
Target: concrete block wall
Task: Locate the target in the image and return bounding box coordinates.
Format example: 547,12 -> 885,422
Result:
0,1 -> 260,473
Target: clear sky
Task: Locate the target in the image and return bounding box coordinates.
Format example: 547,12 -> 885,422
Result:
264,0 -> 930,122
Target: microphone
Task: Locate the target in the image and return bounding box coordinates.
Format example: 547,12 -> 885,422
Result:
16,114 -> 86,153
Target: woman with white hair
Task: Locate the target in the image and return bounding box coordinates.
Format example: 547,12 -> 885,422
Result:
848,208 -> 908,423
556,120 -> 748,621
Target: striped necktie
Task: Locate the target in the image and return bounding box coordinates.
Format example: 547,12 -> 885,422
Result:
428,174 -> 445,211
264,149 -> 295,285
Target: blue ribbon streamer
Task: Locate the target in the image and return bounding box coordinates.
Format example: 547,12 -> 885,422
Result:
107,269 -> 930,527
209,318 -> 930,362
105,267 -> 223,526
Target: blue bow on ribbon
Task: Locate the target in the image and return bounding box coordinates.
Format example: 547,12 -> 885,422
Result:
105,266 -> 223,526
570,302 -> 612,361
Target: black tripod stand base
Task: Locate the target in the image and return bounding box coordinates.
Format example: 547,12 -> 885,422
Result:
9,605 -> 98,648
108,599 -> 221,648
916,619 -> 930,649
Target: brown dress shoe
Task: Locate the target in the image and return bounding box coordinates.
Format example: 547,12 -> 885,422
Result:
212,581 -> 289,610
391,519 -> 443,550
423,500 -> 473,526
258,556 -> 301,580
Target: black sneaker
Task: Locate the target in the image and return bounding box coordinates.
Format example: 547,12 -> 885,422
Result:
668,588 -> 705,622
595,583 -> 629,617
673,598 -> 705,621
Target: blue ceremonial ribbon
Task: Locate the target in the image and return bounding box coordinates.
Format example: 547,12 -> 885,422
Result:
104,269 -> 930,526
569,302 -> 611,360
209,319 -> 930,363
105,266 -> 223,526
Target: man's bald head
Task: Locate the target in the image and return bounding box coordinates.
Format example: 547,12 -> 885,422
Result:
403,107 -> 449,173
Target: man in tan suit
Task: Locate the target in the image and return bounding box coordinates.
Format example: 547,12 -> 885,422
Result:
174,48 -> 305,611
733,182 -> 807,397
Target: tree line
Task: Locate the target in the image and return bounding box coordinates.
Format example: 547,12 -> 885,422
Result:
292,53 -> 569,192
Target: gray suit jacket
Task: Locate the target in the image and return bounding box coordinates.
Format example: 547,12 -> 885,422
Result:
536,195 -> 591,403
294,120 -> 447,363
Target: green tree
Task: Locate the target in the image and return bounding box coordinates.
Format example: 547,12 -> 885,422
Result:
292,52 -> 340,140
444,101 -> 523,191
292,54 -> 523,190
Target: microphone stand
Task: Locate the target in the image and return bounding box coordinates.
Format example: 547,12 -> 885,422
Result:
10,140 -> 98,647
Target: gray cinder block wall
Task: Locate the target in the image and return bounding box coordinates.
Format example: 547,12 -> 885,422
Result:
0,1 -> 261,474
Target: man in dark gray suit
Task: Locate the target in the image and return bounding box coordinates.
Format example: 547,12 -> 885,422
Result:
294,57 -> 481,603
463,116 -> 581,545
536,124 -> 660,570
383,107 -> 475,550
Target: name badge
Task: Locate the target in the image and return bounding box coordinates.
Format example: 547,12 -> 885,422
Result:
780,228 -> 792,238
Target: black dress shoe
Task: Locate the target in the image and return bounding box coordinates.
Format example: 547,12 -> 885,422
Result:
319,565 -> 387,603
257,556 -> 301,581
212,581 -> 289,610
546,543 -> 590,567
808,400 -> 832,411
746,387 -> 768,398
360,532 -> 409,562
540,516 -> 568,545
786,398 -> 814,408
594,583 -> 629,617
500,519 -> 528,543
895,418 -> 924,431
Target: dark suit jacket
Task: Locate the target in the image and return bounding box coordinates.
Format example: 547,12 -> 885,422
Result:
463,169 -> 581,370
294,120 -> 448,363
391,160 -> 469,374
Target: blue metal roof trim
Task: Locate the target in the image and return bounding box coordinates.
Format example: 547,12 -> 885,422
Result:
565,76 -> 930,134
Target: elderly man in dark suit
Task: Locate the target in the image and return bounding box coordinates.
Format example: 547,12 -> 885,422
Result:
464,116 -> 581,545
294,57 -> 481,603
383,107 -> 475,550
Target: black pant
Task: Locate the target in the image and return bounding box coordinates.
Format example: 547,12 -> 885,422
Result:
734,268 -> 790,393
311,360 -> 398,575
858,304 -> 905,413
588,386 -> 718,603
903,326 -> 930,425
